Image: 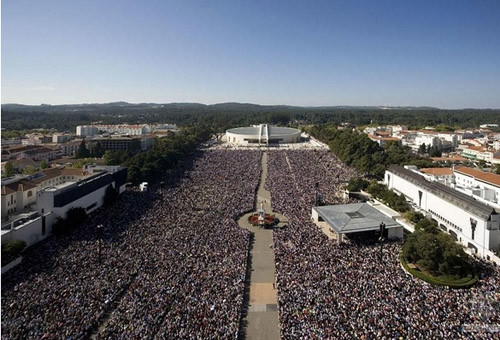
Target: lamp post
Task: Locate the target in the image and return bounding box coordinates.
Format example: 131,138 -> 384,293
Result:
97,224 -> 104,265
379,222 -> 386,262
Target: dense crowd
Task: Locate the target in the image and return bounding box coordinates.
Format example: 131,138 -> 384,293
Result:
267,150 -> 500,339
3,147 -> 500,339
1,150 -> 261,340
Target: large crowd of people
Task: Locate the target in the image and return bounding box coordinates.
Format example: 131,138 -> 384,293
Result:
267,149 -> 500,339
3,147 -> 500,339
2,150 -> 261,340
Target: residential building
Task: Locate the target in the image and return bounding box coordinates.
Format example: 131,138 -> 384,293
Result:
76,125 -> 99,137
453,166 -> 500,209
52,133 -> 74,143
1,180 -> 38,218
419,167 -> 454,184
94,137 -> 141,152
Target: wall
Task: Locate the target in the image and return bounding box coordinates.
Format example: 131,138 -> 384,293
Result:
52,183 -> 108,218
1,212 -> 55,247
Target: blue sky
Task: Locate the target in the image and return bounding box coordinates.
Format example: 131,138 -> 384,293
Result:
2,0 -> 500,108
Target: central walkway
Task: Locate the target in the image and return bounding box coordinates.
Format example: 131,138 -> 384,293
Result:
238,152 -> 287,340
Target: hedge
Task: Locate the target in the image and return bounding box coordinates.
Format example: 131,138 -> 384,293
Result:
1,240 -> 26,267
400,254 -> 478,289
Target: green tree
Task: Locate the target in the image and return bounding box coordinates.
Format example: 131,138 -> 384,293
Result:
103,184 -> 119,206
22,165 -> 37,175
66,207 -> 87,227
1,239 -> 26,266
90,142 -> 104,158
417,143 -> 426,154
429,146 -> 442,157
3,161 -> 15,177
40,160 -> 49,169
103,150 -> 128,165
346,177 -> 369,192
52,217 -> 69,235
76,140 -> 91,158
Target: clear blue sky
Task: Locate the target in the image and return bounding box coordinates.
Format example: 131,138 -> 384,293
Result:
2,0 -> 500,108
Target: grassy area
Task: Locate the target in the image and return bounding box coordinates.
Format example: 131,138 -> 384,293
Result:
400,254 -> 478,289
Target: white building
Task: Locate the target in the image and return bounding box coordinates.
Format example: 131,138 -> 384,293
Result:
52,133 -> 74,143
414,134 -> 441,150
453,166 -> 500,209
460,145 -> 496,163
36,168 -> 127,217
76,125 -> 99,137
2,167 -> 127,248
419,167 -> 454,185
385,165 -> 500,260
226,124 -> 301,145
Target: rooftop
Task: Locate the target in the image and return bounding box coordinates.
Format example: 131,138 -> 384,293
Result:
454,166 -> 500,187
387,165 -> 497,220
313,203 -> 400,234
226,124 -> 301,137
420,167 -> 453,176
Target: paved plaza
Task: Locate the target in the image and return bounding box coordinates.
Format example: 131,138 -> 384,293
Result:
238,152 -> 286,340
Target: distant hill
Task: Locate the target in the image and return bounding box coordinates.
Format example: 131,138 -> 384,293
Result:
1,101 -> 445,112
2,101 -> 499,132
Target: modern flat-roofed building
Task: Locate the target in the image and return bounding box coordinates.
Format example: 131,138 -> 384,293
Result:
385,165 -> 500,259
312,203 -> 404,244
93,137 -> 141,153
35,168 -> 127,217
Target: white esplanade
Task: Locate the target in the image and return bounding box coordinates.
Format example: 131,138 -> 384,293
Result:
226,124 -> 301,145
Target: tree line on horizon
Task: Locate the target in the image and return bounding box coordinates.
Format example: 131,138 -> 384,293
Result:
2,102 -> 500,133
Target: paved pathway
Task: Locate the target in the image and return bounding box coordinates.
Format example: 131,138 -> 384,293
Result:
238,152 -> 286,340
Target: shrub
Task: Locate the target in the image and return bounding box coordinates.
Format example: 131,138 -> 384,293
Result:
52,217 -> 69,235
402,218 -> 471,277
53,207 -> 87,236
403,211 -> 425,224
66,207 -> 87,227
346,177 -> 369,192
400,255 -> 477,288
103,184 -> 119,206
1,240 -> 26,266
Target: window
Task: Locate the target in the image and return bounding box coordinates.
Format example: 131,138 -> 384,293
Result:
27,190 -> 33,197
470,218 -> 477,240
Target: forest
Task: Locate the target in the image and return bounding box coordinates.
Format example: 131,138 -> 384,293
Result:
309,125 -> 436,178
2,102 -> 500,133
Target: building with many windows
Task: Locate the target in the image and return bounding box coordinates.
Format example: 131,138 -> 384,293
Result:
385,165 -> 500,260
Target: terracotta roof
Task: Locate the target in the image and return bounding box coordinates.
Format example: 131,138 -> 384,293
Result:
61,168 -> 87,176
454,166 -> 500,187
29,168 -> 63,184
376,131 -> 391,136
420,168 -> 453,176
431,156 -> 467,162
465,146 -> 487,152
21,147 -> 55,155
368,134 -> 400,141
1,180 -> 37,196
10,158 -> 37,166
